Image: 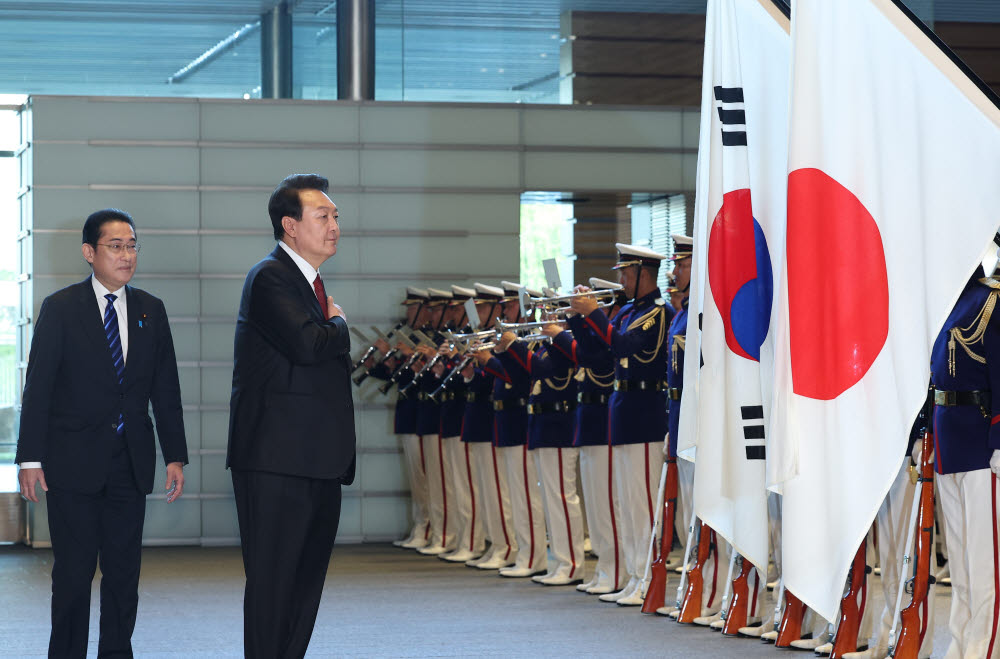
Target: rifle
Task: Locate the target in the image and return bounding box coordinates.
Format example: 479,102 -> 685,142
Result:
889,393 -> 936,658
829,539 -> 869,658
721,554 -> 757,636
774,585 -> 808,647
641,455 -> 678,614
377,330 -> 433,395
677,522 -> 715,623
398,330 -> 452,395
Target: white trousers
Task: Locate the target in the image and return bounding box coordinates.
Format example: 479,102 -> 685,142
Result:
677,455 -> 696,548
421,434 -> 456,550
614,442 -> 663,581
580,444 -> 625,589
500,444 -> 547,572
445,437 -> 484,555
470,442 -> 516,562
400,433 -> 430,542
534,447 -> 585,580
938,468 -> 1000,659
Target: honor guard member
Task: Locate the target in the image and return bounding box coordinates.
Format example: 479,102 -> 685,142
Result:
464,283 -> 518,570
414,287 -> 454,555
437,285 -> 485,563
568,244 -> 673,607
369,288 -> 432,549
500,321 -> 584,586
551,277 -> 627,595
931,266 -> 1000,659
474,282 -> 548,578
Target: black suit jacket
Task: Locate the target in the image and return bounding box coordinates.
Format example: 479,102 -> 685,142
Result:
227,246 -> 356,483
16,277 -> 188,494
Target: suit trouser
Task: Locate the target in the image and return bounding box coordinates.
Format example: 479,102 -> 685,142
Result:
232,469 -> 342,659
580,444 -> 625,589
472,442 -> 516,562
614,442 -> 662,582
938,468 -> 1000,659
500,444 -> 547,572
534,447 -> 585,580
445,437 -> 484,555
46,439 -> 145,659
399,433 -> 429,542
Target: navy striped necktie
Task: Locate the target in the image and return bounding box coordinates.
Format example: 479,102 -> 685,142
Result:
104,293 -> 125,435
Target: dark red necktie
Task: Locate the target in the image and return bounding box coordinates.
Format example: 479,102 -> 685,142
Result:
313,274 -> 329,318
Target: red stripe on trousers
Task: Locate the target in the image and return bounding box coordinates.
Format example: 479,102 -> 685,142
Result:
464,442 -> 476,552
644,443 -> 654,525
491,443 -> 512,560
608,418 -> 620,588
420,435 -> 430,541
439,435 -> 448,543
707,530 -> 718,608
989,476 -> 1000,659
750,568 -> 759,616
557,447 -> 577,578
523,445 -> 536,569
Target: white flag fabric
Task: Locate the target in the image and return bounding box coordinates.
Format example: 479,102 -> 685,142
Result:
676,0 -> 790,575
769,0 -> 1000,622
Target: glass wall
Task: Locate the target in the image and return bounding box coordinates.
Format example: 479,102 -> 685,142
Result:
0,102 -> 21,463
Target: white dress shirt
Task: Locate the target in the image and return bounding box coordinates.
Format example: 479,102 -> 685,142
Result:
278,240 -> 319,289
20,276 -> 128,470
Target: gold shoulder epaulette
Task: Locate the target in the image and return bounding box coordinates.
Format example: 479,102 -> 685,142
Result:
947,288 -> 999,376
979,276 -> 1000,290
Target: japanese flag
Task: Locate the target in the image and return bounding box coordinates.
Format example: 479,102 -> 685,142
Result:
768,0 -> 1000,622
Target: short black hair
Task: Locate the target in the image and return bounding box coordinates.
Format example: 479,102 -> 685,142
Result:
82,208 -> 135,247
268,173 -> 330,240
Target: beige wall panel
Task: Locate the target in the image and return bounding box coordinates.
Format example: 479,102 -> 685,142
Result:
360,150 -> 520,188
143,498 -> 201,541
682,109 -> 701,150
200,322 -> 236,362
177,367 -> 201,406
33,143 -> 200,186
31,233 -> 199,277
338,497 -> 361,541
152,455 -> 201,495
354,236 -> 518,276
355,409 -> 395,451
169,322 -> 200,363
200,147 -> 360,187
200,235 -> 285,275
360,106 -> 520,145
201,411 -> 231,451
179,410 -> 201,451
200,190 -> 361,231
32,97 -> 199,141
360,453 -> 407,492
200,279 -> 245,318
200,498 -> 240,541
524,151 -> 684,191
199,102 -> 360,143
361,497 -> 410,539
199,454 -> 232,495
357,192 -> 520,232
33,190 -> 200,230
682,152 -> 699,191
523,108 -> 682,148
129,278 -> 200,318
201,366 -> 232,406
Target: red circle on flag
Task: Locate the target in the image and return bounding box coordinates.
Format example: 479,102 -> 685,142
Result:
787,168 -> 889,400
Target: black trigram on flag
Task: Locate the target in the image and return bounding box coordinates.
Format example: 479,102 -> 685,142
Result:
740,405 -> 766,460
714,86 -> 747,147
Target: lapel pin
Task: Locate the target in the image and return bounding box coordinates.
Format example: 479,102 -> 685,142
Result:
139,313 -> 147,328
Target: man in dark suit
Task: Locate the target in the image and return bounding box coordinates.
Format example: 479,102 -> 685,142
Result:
227,173 -> 356,659
16,208 -> 188,658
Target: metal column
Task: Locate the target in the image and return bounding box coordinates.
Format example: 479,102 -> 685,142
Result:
261,1 -> 293,99
337,0 -> 375,100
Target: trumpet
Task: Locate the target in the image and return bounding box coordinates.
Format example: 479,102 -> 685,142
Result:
529,287 -> 621,311
445,328 -> 499,343
496,319 -> 567,336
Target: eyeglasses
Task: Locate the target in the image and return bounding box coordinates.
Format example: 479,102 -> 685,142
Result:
97,242 -> 140,254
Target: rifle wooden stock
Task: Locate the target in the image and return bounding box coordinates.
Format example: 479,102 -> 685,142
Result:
775,589 -> 807,647
830,540 -> 869,658
722,555 -> 756,636
641,457 -> 678,614
677,523 -> 714,623
892,429 -> 935,659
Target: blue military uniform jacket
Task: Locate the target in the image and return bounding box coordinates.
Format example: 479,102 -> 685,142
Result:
568,289 -> 672,445
931,274 -> 1000,475
369,359 -> 419,435
461,365 -> 495,444
666,298 -> 688,457
503,340 -> 577,450
485,355 -> 530,447
437,356 -> 467,439
550,328 -> 614,447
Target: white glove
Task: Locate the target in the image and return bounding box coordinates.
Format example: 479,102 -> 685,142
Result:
911,441 -> 921,466
990,449 -> 1000,477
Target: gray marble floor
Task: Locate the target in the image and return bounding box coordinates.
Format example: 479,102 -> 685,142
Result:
0,543 -> 952,658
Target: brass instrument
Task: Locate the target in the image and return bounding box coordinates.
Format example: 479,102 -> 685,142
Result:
528,287 -> 622,312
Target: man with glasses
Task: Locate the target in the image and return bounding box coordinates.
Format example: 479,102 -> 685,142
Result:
16,208 -> 188,658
